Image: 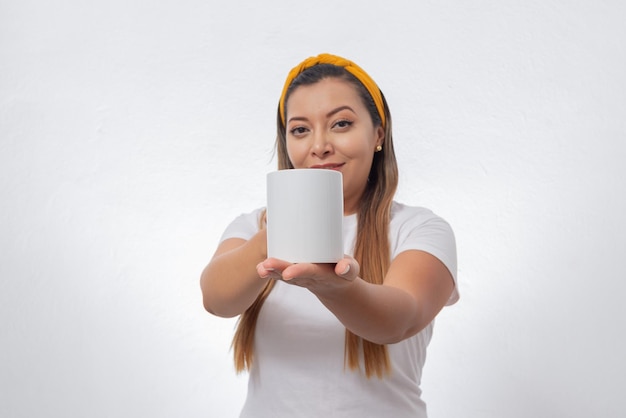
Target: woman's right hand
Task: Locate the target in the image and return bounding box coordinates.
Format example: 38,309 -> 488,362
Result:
255,255 -> 359,295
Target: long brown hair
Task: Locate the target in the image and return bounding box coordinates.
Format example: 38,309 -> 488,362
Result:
233,63 -> 399,378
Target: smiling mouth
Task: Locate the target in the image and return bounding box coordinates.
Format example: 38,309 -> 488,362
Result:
310,163 -> 344,171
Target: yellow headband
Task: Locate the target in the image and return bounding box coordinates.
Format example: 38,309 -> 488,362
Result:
278,53 -> 386,128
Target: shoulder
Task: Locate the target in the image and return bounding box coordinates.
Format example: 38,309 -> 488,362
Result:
389,201 -> 458,305
233,207 -> 266,224
389,201 -> 455,244
219,207 -> 266,243
390,201 -> 453,232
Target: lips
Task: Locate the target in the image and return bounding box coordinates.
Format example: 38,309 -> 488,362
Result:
310,163 -> 345,170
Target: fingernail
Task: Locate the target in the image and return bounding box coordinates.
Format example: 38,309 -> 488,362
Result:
340,265 -> 351,275
257,263 -> 274,278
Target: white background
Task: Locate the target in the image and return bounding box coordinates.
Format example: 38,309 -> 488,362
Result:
1,1 -> 625,417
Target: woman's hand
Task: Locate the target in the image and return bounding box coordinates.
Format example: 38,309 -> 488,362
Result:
256,250 -> 454,344
256,256 -> 359,295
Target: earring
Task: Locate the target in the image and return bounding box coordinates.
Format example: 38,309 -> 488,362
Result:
375,145 -> 383,152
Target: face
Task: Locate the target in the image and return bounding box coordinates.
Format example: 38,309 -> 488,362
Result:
285,78 -> 384,215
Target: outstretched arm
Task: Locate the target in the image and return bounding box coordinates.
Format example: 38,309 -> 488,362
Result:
201,229 -> 269,318
257,250 -> 454,344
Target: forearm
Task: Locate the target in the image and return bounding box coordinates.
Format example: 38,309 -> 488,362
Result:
314,278 -> 422,344
201,232 -> 269,318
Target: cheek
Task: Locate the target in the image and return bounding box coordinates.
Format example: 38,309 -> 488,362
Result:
285,143 -> 295,163
286,140 -> 306,164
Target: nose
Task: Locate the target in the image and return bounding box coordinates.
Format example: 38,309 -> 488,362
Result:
311,130 -> 333,157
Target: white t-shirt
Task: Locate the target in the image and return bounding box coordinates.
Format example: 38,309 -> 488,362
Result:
219,201 -> 458,418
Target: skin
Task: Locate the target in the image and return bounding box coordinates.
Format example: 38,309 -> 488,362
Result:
284,78 -> 384,215
201,77 -> 454,344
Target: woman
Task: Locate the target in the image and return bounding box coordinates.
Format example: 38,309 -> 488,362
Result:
201,53 -> 459,417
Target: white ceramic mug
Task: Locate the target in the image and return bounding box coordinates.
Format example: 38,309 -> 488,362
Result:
266,169 -> 344,263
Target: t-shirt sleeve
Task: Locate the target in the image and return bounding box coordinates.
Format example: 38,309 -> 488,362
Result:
219,208 -> 264,243
392,208 -> 459,306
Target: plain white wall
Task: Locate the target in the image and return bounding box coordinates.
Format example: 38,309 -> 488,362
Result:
1,1 -> 625,417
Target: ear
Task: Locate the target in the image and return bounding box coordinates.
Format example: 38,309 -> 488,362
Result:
375,126 -> 385,148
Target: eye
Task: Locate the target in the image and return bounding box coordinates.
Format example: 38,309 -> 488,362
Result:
333,119 -> 353,129
289,126 -> 308,136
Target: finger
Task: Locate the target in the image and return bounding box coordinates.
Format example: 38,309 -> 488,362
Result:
335,256 -> 359,281
262,258 -> 292,271
256,262 -> 275,279
281,262 -> 326,281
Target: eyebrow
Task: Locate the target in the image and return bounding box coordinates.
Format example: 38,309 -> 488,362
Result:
287,105 -> 356,124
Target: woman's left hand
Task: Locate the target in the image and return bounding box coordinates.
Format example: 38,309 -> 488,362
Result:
256,256 -> 359,294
